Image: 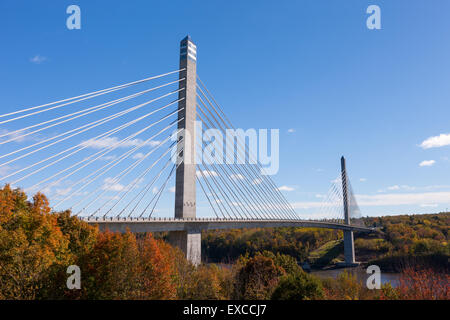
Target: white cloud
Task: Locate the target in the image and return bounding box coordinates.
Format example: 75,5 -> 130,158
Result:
252,178 -> 263,185
356,192 -> 450,207
152,187 -> 158,194
419,160 -> 435,167
420,133 -> 450,149
230,174 -> 244,180
292,191 -> 450,209
278,185 -> 295,192
132,152 -> 145,160
420,204 -> 438,208
196,170 -> 218,178
30,55 -> 46,64
287,128 -> 295,133
168,186 -> 176,193
0,129 -> 32,143
81,137 -> 160,149
55,188 -> 72,196
379,185 -> 416,193
359,178 -> 367,182
100,155 -> 117,161
102,177 -> 124,192
0,165 -> 13,176
379,184 -> 450,193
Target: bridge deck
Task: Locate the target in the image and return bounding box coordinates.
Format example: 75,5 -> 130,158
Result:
81,217 -> 375,233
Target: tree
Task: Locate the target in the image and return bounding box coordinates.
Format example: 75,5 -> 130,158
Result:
235,255 -> 284,300
183,264 -> 225,300
271,271 -> 324,300
77,230 -> 141,299
396,267 -> 450,300
0,186 -> 70,299
260,251 -> 302,275
138,234 -> 177,299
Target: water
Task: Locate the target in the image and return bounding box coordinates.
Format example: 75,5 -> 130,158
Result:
310,267 -> 401,287
216,263 -> 402,287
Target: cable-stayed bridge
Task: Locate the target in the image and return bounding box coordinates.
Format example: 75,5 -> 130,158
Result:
0,36 -> 374,266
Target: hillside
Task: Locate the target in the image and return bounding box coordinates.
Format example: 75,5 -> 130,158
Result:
202,212 -> 450,270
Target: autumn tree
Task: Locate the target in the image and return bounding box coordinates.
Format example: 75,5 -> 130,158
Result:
76,230 -> 142,299
234,255 -> 285,300
0,186 -> 70,299
138,234 -> 177,299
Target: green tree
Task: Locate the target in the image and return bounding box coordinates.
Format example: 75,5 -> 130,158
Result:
271,271 -> 324,300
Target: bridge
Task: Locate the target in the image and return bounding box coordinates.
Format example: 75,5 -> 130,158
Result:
0,36 -> 374,266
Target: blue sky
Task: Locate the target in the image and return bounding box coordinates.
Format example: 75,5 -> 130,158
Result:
1,1 -> 450,218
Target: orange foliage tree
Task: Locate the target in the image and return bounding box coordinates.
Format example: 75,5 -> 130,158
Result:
235,255 -> 285,300
0,185 -> 70,299
394,267 -> 449,300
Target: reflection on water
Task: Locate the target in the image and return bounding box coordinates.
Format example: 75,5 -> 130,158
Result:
310,267 -> 401,288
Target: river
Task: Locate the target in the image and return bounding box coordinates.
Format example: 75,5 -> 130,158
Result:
310,267 -> 401,287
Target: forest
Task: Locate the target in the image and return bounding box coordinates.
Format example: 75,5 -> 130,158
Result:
0,185 -> 448,300
202,212 -> 450,271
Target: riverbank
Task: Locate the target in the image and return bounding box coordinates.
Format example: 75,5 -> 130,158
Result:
310,266 -> 401,287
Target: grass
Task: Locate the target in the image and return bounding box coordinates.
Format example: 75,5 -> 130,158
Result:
308,240 -> 344,267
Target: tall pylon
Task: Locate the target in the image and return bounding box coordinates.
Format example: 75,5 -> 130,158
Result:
341,156 -> 358,266
169,36 -> 201,265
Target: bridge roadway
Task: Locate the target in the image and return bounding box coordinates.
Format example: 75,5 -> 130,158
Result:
81,217 -> 375,233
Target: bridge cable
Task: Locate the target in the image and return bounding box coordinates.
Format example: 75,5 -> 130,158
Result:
102,141 -> 180,218
73,130 -> 178,216
1,100 -> 179,182
0,79 -> 184,143
125,153 -> 181,218
197,114 -> 266,219
196,172 -> 222,219
196,117 -> 269,220
0,88 -> 185,166
81,132 -> 179,217
197,162 -> 248,220
196,94 -> 296,220
143,163 -> 178,219
197,99 -> 290,220
116,142 -> 183,218
196,86 -> 297,219
36,111 -> 182,199
197,110 -> 283,220
197,107 -> 280,220
196,78 -> 299,219
12,103 -> 183,188
54,118 -> 183,209
196,164 -> 233,219
0,69 -> 184,121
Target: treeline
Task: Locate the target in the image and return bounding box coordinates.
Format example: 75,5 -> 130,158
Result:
201,213 -> 450,269
1,185 -> 448,300
202,227 -> 342,263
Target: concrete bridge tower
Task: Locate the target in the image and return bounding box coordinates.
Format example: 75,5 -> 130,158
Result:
168,36 -> 201,265
341,156 -> 357,266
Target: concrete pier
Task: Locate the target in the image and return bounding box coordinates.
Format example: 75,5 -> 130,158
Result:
168,230 -> 201,265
